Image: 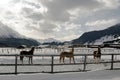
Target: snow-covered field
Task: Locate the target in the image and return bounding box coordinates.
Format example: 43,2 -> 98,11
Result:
0,70 -> 120,80
0,47 -> 120,80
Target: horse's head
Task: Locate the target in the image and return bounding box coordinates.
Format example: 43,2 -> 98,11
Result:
70,47 -> 74,53
98,46 -> 101,53
31,47 -> 35,51
29,47 -> 35,53
32,47 -> 35,49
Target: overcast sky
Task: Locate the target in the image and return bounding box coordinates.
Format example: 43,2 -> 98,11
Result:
0,0 -> 120,41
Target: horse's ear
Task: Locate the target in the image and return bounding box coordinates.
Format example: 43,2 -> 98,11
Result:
33,47 -> 35,48
71,47 -> 74,51
31,46 -> 35,49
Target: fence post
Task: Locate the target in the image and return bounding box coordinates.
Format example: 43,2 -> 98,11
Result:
51,55 -> 54,73
83,55 -> 87,71
111,54 -> 114,70
15,55 -> 18,74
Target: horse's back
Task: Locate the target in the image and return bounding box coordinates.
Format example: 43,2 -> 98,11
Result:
20,51 -> 28,55
60,52 -> 73,57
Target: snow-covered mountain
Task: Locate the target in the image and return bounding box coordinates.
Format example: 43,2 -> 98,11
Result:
0,22 -> 25,38
72,23 -> 120,45
38,38 -> 61,43
0,22 -> 40,47
90,35 -> 115,45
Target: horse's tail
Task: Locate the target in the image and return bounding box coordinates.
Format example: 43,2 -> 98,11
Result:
20,52 -> 23,61
93,51 -> 97,59
20,56 -> 23,60
59,52 -> 64,63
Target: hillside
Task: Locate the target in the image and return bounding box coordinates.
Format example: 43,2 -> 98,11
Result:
0,22 -> 25,38
72,23 -> 120,44
0,22 -> 40,47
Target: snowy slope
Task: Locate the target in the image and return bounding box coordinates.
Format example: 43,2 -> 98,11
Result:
89,35 -> 115,45
0,22 -> 40,47
38,38 -> 61,43
72,23 -> 120,45
0,22 -> 25,38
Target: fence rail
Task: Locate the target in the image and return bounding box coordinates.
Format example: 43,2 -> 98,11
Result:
0,53 -> 120,74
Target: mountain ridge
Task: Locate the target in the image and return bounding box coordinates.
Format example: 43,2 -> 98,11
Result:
0,22 -> 25,38
37,38 -> 61,43
72,23 -> 120,44
0,22 -> 40,47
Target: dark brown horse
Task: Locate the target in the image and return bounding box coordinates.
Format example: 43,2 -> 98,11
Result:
20,47 -> 35,64
59,47 -> 75,63
93,46 -> 101,63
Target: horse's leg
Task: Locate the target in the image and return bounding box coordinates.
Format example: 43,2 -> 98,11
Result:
21,58 -> 23,64
73,57 -> 75,63
28,57 -> 31,64
31,56 -> 33,64
97,57 -> 101,63
70,57 -> 71,63
95,57 -> 97,64
94,56 -> 95,59
20,56 -> 24,64
96,58 -> 99,64
63,57 -> 65,63
94,57 -> 97,64
99,55 -> 101,63
93,52 -> 97,64
93,53 -> 96,59
93,51 -> 97,59
95,57 -> 100,64
59,56 -> 62,63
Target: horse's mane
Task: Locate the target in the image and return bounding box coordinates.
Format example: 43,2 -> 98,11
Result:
28,47 -> 35,54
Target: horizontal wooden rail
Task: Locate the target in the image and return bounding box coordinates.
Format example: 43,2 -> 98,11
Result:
0,53 -> 120,74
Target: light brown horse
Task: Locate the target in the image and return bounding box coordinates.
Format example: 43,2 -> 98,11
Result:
20,47 -> 35,64
93,46 -> 101,63
59,47 -> 75,63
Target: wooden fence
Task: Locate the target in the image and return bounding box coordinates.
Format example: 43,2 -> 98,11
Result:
0,53 -> 120,74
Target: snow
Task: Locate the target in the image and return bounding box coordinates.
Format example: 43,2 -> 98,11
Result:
37,38 -> 61,43
92,35 -> 115,45
0,70 -> 120,80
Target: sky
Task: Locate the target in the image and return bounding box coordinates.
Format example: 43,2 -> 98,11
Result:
0,0 -> 120,41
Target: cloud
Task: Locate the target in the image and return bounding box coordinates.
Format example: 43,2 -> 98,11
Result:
97,0 -> 120,9
39,0 -> 103,22
0,0 -> 120,41
39,21 -> 56,33
85,19 -> 118,30
0,21 -> 24,38
23,0 -> 41,9
26,12 -> 43,21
